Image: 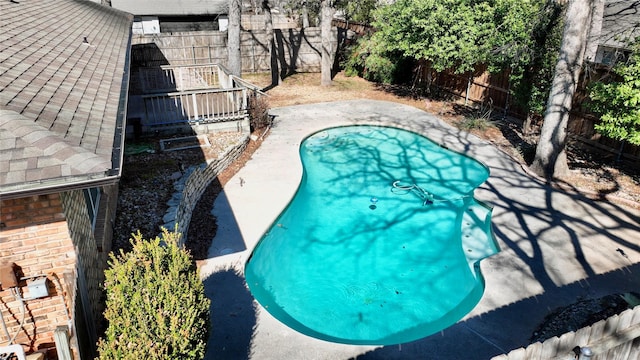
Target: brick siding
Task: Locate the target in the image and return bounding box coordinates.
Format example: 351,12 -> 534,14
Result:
0,194 -> 77,357
1,187 -> 118,359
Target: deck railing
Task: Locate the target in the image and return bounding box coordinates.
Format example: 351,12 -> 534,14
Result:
142,87 -> 248,126
136,64 -> 231,93
132,63 -> 258,130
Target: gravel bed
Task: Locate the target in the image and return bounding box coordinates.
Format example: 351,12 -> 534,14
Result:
113,132 -> 246,253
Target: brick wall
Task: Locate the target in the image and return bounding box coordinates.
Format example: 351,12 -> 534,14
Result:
0,194 -> 77,357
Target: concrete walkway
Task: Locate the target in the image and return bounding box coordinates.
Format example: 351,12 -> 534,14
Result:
199,100 -> 640,359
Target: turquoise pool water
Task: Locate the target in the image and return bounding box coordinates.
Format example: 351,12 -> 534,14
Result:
245,125 -> 499,345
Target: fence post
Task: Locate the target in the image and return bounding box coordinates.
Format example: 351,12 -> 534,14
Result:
465,74 -> 472,106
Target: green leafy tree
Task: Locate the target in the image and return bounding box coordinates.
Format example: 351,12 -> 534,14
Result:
589,41 -> 640,145
370,0 -> 542,74
371,0 -> 493,74
509,1 -> 565,134
97,228 -> 210,360
284,0 -> 378,25
343,34 -> 412,84
344,0 -> 546,85
337,0 -> 378,23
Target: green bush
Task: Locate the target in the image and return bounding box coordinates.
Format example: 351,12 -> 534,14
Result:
97,228 -> 210,360
343,35 -> 412,84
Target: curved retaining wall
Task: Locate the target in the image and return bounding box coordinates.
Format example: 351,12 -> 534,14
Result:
161,135 -> 249,245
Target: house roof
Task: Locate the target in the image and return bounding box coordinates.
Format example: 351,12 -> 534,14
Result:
600,0 -> 640,48
110,0 -> 228,17
0,0 -> 133,199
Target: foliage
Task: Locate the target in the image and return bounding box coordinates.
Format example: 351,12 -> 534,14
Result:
249,93 -> 272,131
283,0 -> 378,25
335,0 -> 378,23
509,1 -> 565,116
459,99 -> 500,131
283,0 -> 322,26
369,0 -> 543,75
97,228 -> 210,360
343,35 -> 413,84
589,42 -> 640,145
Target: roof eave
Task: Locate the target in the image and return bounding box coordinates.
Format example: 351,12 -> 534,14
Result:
0,173 -> 121,201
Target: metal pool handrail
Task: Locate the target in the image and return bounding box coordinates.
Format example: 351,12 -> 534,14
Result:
391,180 -> 472,205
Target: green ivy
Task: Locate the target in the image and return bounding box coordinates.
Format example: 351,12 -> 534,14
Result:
97,228 -> 210,360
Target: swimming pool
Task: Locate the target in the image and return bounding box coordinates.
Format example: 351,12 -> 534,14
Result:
245,125 -> 499,345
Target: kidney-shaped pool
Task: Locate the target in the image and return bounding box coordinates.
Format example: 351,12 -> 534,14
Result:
245,125 -> 500,345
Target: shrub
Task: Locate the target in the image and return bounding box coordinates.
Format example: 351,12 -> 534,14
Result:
97,228 -> 210,360
459,99 -> 500,131
343,35 -> 413,84
249,92 -> 272,132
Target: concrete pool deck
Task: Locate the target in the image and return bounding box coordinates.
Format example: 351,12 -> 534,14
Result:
199,100 -> 640,359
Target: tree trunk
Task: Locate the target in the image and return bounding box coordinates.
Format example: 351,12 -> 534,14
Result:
320,0 -> 335,86
302,4 -> 310,28
530,0 -> 593,179
263,1 -> 280,87
228,0 -> 242,77
523,113 -> 533,136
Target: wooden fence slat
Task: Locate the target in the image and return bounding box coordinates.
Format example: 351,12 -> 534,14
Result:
602,340 -> 632,360
540,337 -> 561,358
588,319 -> 607,348
630,306 -> 640,326
426,63 -> 640,163
506,347 -> 527,360
524,342 -> 542,359
556,331 -> 579,356
625,337 -> 640,359
589,323 -> 640,355
495,307 -> 640,359
573,326 -> 593,348
602,314 -> 620,340
615,308 -> 635,332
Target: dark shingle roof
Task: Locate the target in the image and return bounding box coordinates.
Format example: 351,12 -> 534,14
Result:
0,0 -> 133,198
601,0 -> 640,48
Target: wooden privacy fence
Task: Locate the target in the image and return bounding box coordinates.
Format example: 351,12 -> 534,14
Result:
418,63 -> 640,162
130,27 -> 336,74
493,305 -> 640,360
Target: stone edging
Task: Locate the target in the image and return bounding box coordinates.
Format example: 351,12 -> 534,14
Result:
161,135 -> 250,245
